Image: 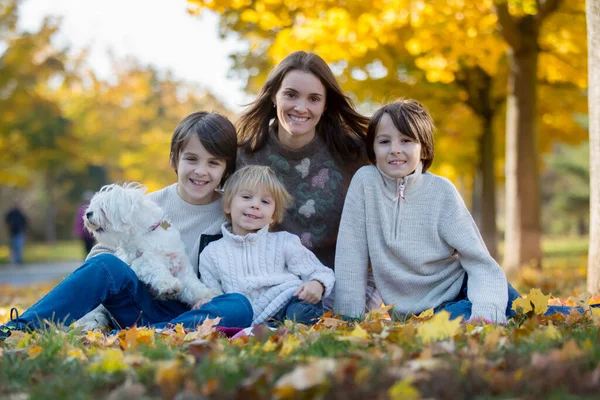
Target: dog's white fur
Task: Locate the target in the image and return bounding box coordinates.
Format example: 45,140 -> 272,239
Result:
75,182 -> 221,331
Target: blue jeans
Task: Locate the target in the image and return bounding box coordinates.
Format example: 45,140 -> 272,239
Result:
436,275 -> 597,320
271,296 -> 324,325
10,232 -> 25,264
7,254 -> 253,330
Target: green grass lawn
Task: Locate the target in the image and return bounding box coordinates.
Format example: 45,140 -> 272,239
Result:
0,240 -> 85,265
1,235 -> 589,266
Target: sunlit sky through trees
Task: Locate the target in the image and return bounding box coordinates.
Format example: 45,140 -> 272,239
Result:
18,0 -> 252,112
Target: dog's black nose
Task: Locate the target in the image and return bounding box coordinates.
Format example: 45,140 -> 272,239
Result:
85,211 -> 93,219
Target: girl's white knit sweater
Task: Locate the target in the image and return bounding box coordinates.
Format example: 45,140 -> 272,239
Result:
334,165 -> 509,323
199,223 -> 336,324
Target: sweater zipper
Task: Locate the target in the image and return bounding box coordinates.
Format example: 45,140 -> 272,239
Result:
392,177 -> 407,239
244,241 -> 250,275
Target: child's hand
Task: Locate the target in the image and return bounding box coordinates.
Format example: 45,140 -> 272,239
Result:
192,298 -> 212,310
294,281 -> 324,304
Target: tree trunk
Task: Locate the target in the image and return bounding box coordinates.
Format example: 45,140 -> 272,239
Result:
472,115 -> 498,259
503,22 -> 542,274
479,115 -> 498,259
587,0 -> 600,294
459,66 -> 499,260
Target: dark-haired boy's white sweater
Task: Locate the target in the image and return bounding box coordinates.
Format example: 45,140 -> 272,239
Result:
334,165 -> 509,323
199,223 -> 335,324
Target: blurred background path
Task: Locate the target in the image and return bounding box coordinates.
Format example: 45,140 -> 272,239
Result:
0,262 -> 79,286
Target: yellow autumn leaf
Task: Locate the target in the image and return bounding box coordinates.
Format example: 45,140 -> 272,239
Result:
527,289 -> 550,315
85,330 -> 104,345
389,377 -> 420,400
415,308 -> 434,319
512,297 -> 533,314
279,334 -> 301,357
365,304 -> 393,320
350,324 -> 371,339
66,347 -> 87,361
541,322 -> 562,341
416,311 -> 462,344
27,346 -> 42,359
89,348 -> 127,374
262,338 -> 279,352
184,317 -> 221,342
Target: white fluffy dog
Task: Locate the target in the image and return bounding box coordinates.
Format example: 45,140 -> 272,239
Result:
75,182 -> 221,330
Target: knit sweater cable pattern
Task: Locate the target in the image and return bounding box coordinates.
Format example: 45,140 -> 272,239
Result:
199,223 -> 335,324
334,165 -> 509,323
87,183 -> 226,270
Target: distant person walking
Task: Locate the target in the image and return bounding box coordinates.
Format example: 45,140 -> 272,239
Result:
73,190 -> 96,257
4,203 -> 28,265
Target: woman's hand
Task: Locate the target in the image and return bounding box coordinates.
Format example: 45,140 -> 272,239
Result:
293,280 -> 325,304
192,298 -> 212,310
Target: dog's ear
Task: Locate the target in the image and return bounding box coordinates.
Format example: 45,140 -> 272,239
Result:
104,185 -> 140,233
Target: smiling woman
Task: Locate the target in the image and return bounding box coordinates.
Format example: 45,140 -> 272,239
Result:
236,51 -> 381,313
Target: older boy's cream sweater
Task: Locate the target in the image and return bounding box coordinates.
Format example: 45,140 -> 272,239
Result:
199,223 -> 335,324
334,165 -> 509,323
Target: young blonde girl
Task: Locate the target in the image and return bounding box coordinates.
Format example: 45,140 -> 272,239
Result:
334,100 -> 516,323
199,165 -> 335,325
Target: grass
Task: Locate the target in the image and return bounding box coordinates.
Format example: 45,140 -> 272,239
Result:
0,240 -> 85,265
0,234 -> 599,399
0,234 -> 590,266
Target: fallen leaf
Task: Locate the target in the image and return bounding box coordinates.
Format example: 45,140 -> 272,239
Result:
569,292 -> 591,312
279,334 -> 301,357
275,358 -> 337,391
388,377 -> 420,400
416,311 -> 461,344
415,308 -> 434,319
27,345 -> 42,359
365,304 -> 393,320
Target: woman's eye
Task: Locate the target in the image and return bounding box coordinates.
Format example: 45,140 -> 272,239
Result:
379,140 -> 389,145
209,160 -> 222,166
284,92 -> 295,98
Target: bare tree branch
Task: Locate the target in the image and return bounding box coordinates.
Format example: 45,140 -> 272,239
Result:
493,1 -> 521,49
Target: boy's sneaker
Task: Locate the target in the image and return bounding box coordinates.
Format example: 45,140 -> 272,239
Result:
0,308 -> 21,341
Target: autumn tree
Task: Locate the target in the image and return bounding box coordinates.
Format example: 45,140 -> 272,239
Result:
60,59 -> 233,192
587,0 -> 600,294
0,0 -> 82,241
188,0 -> 587,264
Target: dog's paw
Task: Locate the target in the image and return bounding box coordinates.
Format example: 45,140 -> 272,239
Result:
153,279 -> 182,299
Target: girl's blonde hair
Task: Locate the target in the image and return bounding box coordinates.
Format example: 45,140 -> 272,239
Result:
222,165 -> 293,224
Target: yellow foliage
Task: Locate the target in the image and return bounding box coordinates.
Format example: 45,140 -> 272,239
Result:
389,377 -> 421,400
27,346 -> 42,359
350,324 -> 371,339
88,348 -> 127,374
279,334 -> 301,356
512,288 -> 551,315
416,311 -> 462,344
